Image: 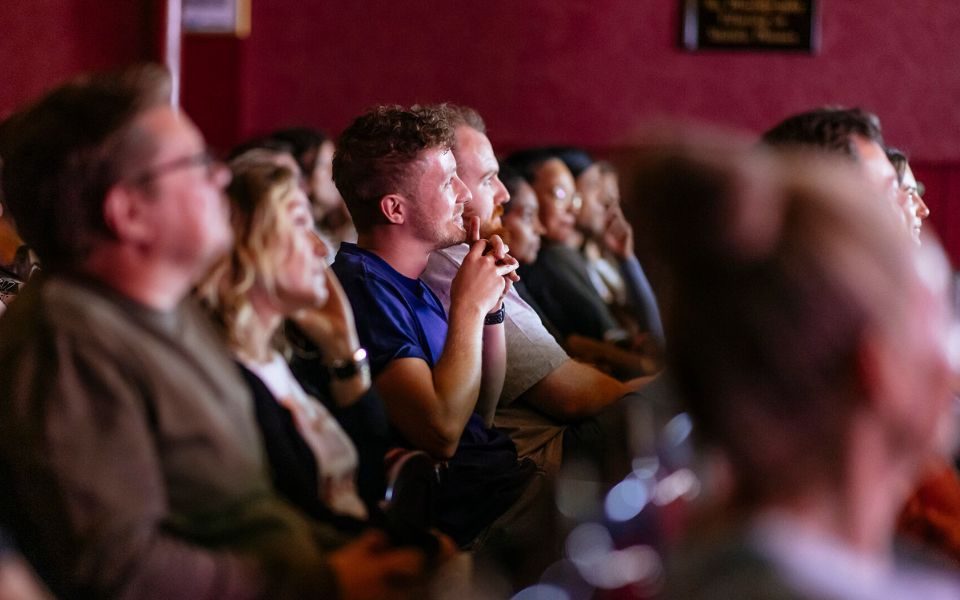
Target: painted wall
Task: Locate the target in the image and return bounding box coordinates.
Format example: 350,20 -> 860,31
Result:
182,0 -> 960,256
224,1 -> 960,162
2,1 -> 959,255
0,1 -> 154,120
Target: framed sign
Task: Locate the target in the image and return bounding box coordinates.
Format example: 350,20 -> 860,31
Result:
682,0 -> 819,53
183,0 -> 251,37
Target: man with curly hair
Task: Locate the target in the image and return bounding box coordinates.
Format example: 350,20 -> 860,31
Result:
331,105 -> 554,576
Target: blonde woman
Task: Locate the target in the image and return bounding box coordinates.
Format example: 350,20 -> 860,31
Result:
198,157 -> 450,597
199,157 -> 379,522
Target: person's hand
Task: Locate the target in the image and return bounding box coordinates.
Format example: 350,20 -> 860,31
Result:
472,217 -> 520,304
291,268 -> 361,361
451,217 -> 519,316
483,233 -> 519,306
603,204 -> 634,259
328,530 -> 427,600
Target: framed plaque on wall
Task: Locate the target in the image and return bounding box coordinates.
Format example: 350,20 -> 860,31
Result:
682,0 -> 820,53
183,0 -> 251,37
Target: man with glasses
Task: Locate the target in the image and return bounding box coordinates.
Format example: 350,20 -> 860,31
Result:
0,65 -> 424,599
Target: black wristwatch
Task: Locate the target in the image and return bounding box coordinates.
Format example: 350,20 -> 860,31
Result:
328,347 -> 370,380
484,303 -> 506,325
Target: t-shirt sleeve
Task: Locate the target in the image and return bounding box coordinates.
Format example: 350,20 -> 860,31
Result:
500,288 -> 570,405
338,272 -> 433,375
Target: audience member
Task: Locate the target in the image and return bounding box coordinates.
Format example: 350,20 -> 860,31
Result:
552,146 -> 664,346
420,105 -> 649,476
886,147 -> 931,244
0,65 -> 424,599
762,107 -> 905,221
329,105 -> 552,581
506,151 -> 629,344
270,127 -> 358,251
198,159 -> 370,522
765,108 -> 960,569
629,139 -> 960,599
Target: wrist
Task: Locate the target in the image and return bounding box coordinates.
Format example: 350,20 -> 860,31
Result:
327,347 -> 370,380
484,302 -> 506,325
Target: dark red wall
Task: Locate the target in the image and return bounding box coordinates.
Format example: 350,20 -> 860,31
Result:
206,1 -> 960,161
3,1 -> 959,257
180,0 -> 960,259
0,0 -> 154,120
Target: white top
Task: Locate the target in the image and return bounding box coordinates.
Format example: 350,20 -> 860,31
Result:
751,510 -> 960,600
244,351 -> 367,520
423,243 -> 570,405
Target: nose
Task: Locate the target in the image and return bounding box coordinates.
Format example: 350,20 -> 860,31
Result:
493,176 -> 509,206
453,175 -> 472,205
917,197 -> 930,220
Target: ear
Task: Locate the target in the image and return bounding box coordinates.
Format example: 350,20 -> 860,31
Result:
103,184 -> 155,244
380,193 -> 406,225
854,325 -> 903,417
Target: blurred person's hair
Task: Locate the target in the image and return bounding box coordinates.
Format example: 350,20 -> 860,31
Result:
333,104 -> 454,234
269,127 -> 329,177
0,64 -> 171,270
545,146 -> 594,179
436,103 -> 486,134
628,138 -> 911,507
229,147 -> 302,177
502,147 -> 559,184
198,160 -> 301,358
886,147 -> 908,184
228,135 -> 296,163
761,107 -> 884,160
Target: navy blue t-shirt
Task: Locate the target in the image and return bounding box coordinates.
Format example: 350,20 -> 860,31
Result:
333,243 -> 535,545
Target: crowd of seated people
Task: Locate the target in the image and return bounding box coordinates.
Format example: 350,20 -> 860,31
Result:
0,62 -> 958,600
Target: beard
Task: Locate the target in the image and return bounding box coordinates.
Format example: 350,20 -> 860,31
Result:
479,205 -> 506,239
417,213 -> 467,251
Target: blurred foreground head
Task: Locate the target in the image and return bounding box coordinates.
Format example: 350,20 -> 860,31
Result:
0,65 -> 171,270
626,135 -> 957,508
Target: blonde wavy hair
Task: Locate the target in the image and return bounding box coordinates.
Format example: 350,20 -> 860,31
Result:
198,155 -> 301,360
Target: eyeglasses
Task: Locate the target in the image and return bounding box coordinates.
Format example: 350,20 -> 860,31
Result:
550,186 -> 583,211
130,150 -> 219,185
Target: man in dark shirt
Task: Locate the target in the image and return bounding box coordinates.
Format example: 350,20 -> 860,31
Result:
0,65 -> 423,599
330,105 -> 548,559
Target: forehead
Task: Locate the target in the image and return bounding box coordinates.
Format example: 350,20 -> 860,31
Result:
535,159 -> 575,189
510,182 -> 538,209
454,126 -> 496,171
414,146 -> 455,185
852,136 -> 897,185
577,163 -> 603,186
903,165 -> 918,187
134,106 -> 204,159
